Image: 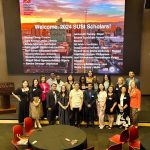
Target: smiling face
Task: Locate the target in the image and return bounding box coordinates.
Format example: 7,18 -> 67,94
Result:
50,73 -> 55,79
22,80 -> 28,88
88,83 -> 93,90
88,70 -> 93,77
130,81 -> 136,89
118,77 -> 124,85
41,76 -> 46,83
52,83 -> 57,91
61,85 -> 66,93
56,75 -> 61,81
108,86 -> 113,93
121,86 -> 126,93
104,75 -> 109,81
129,71 -> 135,78
99,83 -> 104,91
74,83 -> 79,90
34,79 -> 39,87
68,75 -> 73,81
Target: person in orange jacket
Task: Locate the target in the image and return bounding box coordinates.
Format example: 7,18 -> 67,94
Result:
129,81 -> 141,127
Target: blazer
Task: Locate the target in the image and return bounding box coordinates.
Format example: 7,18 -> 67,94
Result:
126,78 -> 140,89
117,93 -> 130,115
46,90 -> 59,109
83,90 -> 97,107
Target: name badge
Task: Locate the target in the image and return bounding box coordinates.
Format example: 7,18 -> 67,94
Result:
124,97 -> 127,99
109,97 -> 112,100
116,88 -> 118,90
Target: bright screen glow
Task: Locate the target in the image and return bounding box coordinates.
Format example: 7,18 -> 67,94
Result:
19,0 -> 125,74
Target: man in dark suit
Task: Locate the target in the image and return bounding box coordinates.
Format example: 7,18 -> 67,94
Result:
83,83 -> 97,127
47,83 -> 60,125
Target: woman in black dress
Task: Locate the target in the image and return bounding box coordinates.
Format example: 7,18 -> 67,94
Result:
79,75 -> 87,122
79,75 -> 87,91
105,86 -> 117,129
58,85 -> 69,125
30,79 -> 43,128
12,80 -> 30,124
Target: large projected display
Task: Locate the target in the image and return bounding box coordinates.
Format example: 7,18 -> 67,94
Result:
19,0 -> 125,74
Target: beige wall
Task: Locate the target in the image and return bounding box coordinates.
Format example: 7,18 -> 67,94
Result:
0,0 -> 150,94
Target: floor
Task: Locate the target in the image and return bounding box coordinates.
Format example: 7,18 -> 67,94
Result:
0,96 -> 150,150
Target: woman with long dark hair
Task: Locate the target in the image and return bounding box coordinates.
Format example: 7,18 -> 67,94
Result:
79,75 -> 87,91
58,85 -> 70,125
65,75 -> 75,92
102,74 -> 112,91
105,86 -> 117,129
97,83 -> 107,129
30,79 -> 43,128
12,80 -> 30,124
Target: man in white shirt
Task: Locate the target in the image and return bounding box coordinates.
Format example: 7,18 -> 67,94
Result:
46,73 -> 56,88
54,75 -> 64,92
69,82 -> 83,127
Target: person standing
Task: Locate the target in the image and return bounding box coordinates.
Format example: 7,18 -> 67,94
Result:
116,86 -> 130,129
58,85 -> 69,125
12,80 -> 30,124
69,82 -> 83,127
115,76 -> 127,97
126,71 -> 140,89
93,75 -> 99,121
102,74 -> 112,91
97,83 -> 107,129
46,73 -> 56,88
83,83 -> 97,127
105,86 -> 117,129
54,75 -> 64,92
79,75 -> 87,122
47,83 -> 60,125
65,75 -> 75,92
79,75 -> 87,91
129,81 -> 141,127
93,75 -> 99,91
86,70 -> 93,84
30,79 -> 43,128
39,75 -> 50,119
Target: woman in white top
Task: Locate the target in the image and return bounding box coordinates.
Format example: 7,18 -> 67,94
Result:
116,86 -> 130,129
97,83 -> 107,129
102,74 -> 111,91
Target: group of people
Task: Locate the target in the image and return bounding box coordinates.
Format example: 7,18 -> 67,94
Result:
12,70 -> 141,130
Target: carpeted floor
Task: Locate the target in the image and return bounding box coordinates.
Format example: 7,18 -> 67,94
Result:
0,124 -> 150,150
0,96 -> 150,150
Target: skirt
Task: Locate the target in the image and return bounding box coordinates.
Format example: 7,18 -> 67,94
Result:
29,98 -> 43,119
